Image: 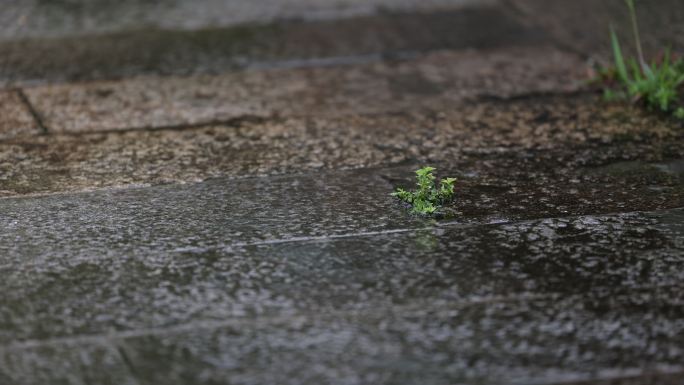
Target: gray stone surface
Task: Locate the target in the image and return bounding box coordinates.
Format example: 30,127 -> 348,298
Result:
2,95 -> 683,209
81,288 -> 684,385
0,198 -> 682,340
0,185 -> 683,383
0,169 -> 426,267
22,46 -> 583,133
5,289 -> 684,385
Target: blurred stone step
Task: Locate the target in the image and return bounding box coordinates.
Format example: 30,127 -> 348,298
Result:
0,1 -> 544,86
0,0 -> 495,41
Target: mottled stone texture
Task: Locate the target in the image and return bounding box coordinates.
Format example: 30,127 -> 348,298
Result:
1,0 -> 684,384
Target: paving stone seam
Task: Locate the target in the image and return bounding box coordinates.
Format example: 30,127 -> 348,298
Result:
114,345 -> 143,385
196,220 -> 481,248
0,163 -> 355,201
0,112 -> 270,143
0,166 -> 364,201
472,88 -> 594,104
1,205 -> 680,274
12,88 -> 48,135
0,87 -> 593,141
0,148 -> 506,199
0,221 -> 491,272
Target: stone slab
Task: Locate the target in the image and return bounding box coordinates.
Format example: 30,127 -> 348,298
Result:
22,46 -> 585,133
2,283 -> 683,384
0,90 -> 40,140
0,205 -> 683,343
0,168 -> 427,268
1,96 -> 682,219
0,173 -> 683,383
93,288 -> 684,385
0,0 -> 494,41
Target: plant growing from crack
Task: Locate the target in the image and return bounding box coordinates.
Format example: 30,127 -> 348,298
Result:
601,0 -> 684,119
392,166 -> 456,215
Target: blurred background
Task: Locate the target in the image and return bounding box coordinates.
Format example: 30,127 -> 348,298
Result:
1,0 -> 682,86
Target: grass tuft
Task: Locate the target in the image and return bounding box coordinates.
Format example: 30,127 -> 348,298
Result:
602,0 -> 684,119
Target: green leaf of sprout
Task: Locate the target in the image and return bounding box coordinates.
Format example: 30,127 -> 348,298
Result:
392,167 -> 457,215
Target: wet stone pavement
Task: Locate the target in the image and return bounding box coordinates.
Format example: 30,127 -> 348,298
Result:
1,0 -> 684,384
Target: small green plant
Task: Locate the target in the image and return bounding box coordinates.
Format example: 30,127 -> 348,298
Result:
603,0 -> 684,119
392,166 -> 456,215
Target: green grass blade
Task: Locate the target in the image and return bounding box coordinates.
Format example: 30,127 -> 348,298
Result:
625,0 -> 646,67
610,26 -> 629,83
625,0 -> 636,13
642,62 -> 655,81
630,58 -> 644,82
